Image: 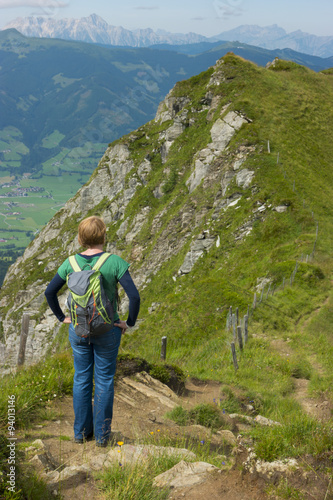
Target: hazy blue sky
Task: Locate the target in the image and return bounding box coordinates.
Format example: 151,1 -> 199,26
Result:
0,0 -> 332,37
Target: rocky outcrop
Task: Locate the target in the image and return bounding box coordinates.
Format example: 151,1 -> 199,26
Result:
155,93 -> 191,123
186,111 -> 249,193
179,232 -> 217,275
154,460 -> 220,489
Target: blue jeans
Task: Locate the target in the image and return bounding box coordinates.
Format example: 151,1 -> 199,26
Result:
69,324 -> 122,444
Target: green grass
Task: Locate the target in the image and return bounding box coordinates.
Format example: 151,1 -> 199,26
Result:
95,453 -> 176,500
251,414 -> 333,461
166,403 -> 228,430
0,351 -> 73,429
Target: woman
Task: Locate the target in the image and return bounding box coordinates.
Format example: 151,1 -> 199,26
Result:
45,216 -> 140,447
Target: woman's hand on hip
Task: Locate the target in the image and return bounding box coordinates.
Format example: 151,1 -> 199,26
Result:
63,317 -> 71,324
114,320 -> 128,334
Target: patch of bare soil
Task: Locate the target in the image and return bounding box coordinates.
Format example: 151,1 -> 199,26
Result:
294,378 -> 332,422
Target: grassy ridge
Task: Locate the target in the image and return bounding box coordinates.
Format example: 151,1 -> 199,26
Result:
117,55 -> 333,458
0,56 -> 332,496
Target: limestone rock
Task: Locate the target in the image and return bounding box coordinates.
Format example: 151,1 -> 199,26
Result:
186,158 -> 211,193
89,453 -> 109,471
160,140 -> 173,163
125,207 -> 151,243
234,220 -> 254,241
210,118 -> 234,151
105,445 -> 196,467
214,430 -> 237,447
229,414 -> 282,427
46,464 -> 90,485
179,233 -> 216,275
254,415 -> 282,427
155,93 -> 190,123
274,205 -> 288,213
135,371 -> 177,400
186,111 -> 248,193
236,169 -> 255,189
118,377 -> 178,408
244,450 -> 298,475
165,118 -> 185,141
137,159 -> 152,183
153,460 -> 219,489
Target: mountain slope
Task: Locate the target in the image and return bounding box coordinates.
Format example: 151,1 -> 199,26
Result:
1,53 -> 332,380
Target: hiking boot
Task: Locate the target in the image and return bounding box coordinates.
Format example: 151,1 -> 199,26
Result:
74,432 -> 94,444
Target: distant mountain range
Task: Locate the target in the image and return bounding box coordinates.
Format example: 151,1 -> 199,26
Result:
2,13 -> 207,47
215,25 -> 333,59
3,14 -> 333,58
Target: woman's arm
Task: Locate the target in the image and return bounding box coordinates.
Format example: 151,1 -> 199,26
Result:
117,270 -> 140,328
44,273 -> 67,322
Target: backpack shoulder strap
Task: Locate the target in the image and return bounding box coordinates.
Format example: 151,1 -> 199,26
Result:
68,255 -> 81,273
92,253 -> 111,272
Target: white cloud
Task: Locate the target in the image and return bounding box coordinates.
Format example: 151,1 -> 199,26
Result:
213,0 -> 244,19
0,1 -> 68,9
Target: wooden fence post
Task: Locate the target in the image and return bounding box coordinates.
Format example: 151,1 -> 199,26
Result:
253,293 -> 257,309
244,315 -> 248,344
17,313 -> 30,366
231,342 -> 238,371
237,326 -> 243,351
161,336 -> 167,361
232,314 -> 236,341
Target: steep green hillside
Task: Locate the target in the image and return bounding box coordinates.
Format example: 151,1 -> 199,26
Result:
0,54 -> 332,465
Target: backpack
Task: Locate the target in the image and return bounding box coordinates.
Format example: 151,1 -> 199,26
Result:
66,253 -> 114,339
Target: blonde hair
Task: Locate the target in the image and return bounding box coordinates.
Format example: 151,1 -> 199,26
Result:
78,216 -> 106,248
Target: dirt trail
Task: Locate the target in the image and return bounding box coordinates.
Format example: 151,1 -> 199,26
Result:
19,294 -> 333,500
20,373 -> 333,500
21,378 -> 271,500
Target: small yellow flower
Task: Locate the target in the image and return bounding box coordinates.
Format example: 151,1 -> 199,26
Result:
117,441 -> 124,446
157,429 -> 160,432
150,431 -> 154,435
117,449 -> 121,453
